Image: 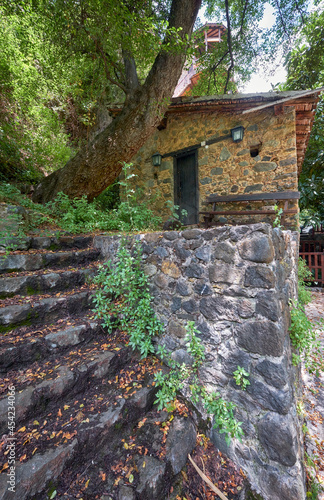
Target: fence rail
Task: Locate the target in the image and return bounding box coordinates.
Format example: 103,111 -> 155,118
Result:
299,251 -> 324,285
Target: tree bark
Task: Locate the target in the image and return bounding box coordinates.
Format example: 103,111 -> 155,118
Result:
33,0 -> 201,204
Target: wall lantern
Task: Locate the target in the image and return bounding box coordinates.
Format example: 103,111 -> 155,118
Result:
230,126 -> 245,143
152,152 -> 162,167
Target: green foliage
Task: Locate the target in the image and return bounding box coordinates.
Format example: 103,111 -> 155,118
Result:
155,323 -> 243,444
273,205 -> 283,229
289,259 -> 323,374
93,242 -> 163,357
95,181 -> 120,211
45,193 -> 113,233
0,210 -> 26,255
165,200 -> 188,225
0,6 -> 77,181
305,451 -> 324,499
185,321 -> 205,368
298,257 -> 313,306
281,8 -> 324,222
289,300 -> 321,371
233,366 -> 250,390
93,243 -> 242,445
113,163 -> 162,232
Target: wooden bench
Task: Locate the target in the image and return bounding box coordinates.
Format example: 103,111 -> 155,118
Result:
199,191 -> 300,228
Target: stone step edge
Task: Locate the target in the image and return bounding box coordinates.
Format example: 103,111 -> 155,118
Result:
0,234 -> 95,253
0,290 -> 94,332
0,320 -> 101,372
0,399 -> 126,500
0,347 -> 131,434
0,248 -> 101,275
0,267 -> 97,299
0,394 -> 194,500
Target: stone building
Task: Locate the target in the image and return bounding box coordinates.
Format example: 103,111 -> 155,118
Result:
123,90 -> 321,228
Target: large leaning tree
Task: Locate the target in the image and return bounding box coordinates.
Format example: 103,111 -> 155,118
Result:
29,0 -> 310,203
31,0 -> 201,203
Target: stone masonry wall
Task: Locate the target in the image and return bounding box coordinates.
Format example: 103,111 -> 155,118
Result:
94,223 -> 303,500
126,106 -> 298,228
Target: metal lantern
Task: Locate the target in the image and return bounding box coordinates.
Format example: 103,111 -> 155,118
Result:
152,151 -> 162,166
230,126 -> 245,143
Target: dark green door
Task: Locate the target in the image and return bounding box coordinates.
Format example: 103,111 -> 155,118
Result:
174,150 -> 198,225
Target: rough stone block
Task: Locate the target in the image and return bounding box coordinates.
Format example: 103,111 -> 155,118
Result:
154,246 -> 169,258
239,235 -> 274,263
182,298 -> 198,314
174,243 -> 191,261
244,184 -> 263,193
182,229 -> 202,240
244,266 -> 275,289
255,358 -> 287,389
235,321 -> 284,357
153,273 -> 169,289
176,279 -> 191,296
255,291 -> 280,321
247,379 -> 292,414
253,162 -> 277,172
219,147 -> 231,161
161,261 -> 181,279
212,241 -> 235,263
165,417 -> 196,475
163,231 -> 179,241
258,413 -> 297,466
168,321 -> 186,338
211,167 -> 223,175
194,281 -> 212,296
209,263 -> 241,284
136,456 -> 166,499
143,264 -> 157,277
195,246 -> 211,262
200,296 -> 239,321
185,262 -> 204,278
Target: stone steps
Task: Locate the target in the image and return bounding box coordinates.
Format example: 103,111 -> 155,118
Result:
0,266 -> 97,299
0,364 -> 159,500
0,234 -> 95,253
0,316 -> 101,372
0,230 -> 203,500
0,289 -> 94,332
0,248 -> 100,274
0,340 -> 133,435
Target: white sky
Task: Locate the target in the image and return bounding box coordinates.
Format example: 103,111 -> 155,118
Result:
239,4 -> 287,93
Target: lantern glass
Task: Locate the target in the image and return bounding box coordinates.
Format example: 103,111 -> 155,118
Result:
231,126 -> 244,143
152,152 -> 162,166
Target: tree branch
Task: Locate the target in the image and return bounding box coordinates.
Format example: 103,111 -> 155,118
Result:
122,48 -> 140,95
274,0 -> 290,40
95,41 -> 127,93
239,0 -> 249,36
224,0 -> 234,93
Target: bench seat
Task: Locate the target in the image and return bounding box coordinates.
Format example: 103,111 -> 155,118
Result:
199,191 -> 300,228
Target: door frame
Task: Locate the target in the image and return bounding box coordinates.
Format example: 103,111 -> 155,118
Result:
173,148 -> 199,225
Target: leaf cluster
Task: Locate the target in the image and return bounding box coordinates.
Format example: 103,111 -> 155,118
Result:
155,323 -> 243,444
289,259 -> 323,375
93,241 -> 163,357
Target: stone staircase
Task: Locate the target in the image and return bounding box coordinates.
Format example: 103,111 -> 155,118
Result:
0,234 -> 199,500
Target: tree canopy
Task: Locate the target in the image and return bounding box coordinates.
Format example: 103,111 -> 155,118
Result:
280,7 -> 324,225
0,0 -> 314,202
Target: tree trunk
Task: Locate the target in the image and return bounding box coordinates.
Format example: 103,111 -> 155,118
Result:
33,0 -> 201,204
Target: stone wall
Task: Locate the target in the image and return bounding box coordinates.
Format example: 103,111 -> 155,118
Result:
126,106 -> 298,228
94,223 -> 304,500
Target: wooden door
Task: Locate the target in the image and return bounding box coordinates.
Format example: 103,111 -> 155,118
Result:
174,150 -> 198,225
